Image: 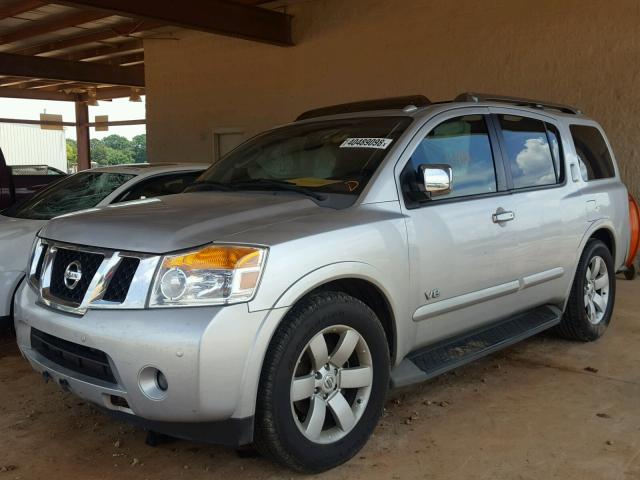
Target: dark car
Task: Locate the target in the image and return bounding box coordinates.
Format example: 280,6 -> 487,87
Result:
0,147 -> 66,209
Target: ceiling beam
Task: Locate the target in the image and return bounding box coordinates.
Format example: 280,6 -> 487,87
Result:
56,38 -> 143,61
78,86 -> 142,100
9,79 -> 77,90
11,19 -> 162,56
0,86 -> 77,101
0,10 -> 112,45
0,0 -> 45,20
0,52 -> 145,86
0,76 -> 29,87
56,0 -> 293,46
93,51 -> 143,66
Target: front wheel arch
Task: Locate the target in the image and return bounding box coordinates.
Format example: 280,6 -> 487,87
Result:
253,290 -> 390,472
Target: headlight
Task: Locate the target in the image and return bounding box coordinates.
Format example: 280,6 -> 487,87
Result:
150,244 -> 267,307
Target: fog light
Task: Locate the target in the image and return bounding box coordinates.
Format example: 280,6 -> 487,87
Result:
156,370 -> 168,391
139,366 -> 169,400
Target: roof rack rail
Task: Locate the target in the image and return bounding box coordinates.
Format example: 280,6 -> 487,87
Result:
296,95 -> 431,121
454,92 -> 582,115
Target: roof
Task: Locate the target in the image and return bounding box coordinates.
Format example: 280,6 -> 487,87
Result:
0,0 -> 289,101
294,92 -> 585,123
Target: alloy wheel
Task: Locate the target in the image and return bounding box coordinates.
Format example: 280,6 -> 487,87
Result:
584,255 -> 610,325
290,325 -> 373,444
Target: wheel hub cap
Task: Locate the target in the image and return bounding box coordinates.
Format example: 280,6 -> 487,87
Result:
290,325 -> 373,444
321,371 -> 337,393
584,255 -> 610,325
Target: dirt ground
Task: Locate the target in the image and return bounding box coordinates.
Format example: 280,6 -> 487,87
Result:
1,278 -> 639,480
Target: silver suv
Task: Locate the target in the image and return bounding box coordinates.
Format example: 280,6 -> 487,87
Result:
15,93 -> 637,472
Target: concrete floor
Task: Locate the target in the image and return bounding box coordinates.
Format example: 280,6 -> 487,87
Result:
1,278 -> 639,480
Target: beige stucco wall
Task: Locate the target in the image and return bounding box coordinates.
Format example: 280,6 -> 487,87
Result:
144,0 -> 640,197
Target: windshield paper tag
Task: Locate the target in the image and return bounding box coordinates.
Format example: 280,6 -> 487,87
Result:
340,138 -> 393,149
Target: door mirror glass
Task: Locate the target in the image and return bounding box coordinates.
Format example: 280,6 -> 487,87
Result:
420,164 -> 452,197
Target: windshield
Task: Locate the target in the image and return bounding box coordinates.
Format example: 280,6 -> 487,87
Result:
189,117 -> 412,203
3,171 -> 135,220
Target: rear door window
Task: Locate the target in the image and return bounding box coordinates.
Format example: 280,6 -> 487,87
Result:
569,125 -> 615,181
497,115 -> 559,189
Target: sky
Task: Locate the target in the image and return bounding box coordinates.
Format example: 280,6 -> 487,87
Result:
0,96 -> 146,141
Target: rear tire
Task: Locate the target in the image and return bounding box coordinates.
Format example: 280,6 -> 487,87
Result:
556,240 -> 615,341
254,291 -> 389,473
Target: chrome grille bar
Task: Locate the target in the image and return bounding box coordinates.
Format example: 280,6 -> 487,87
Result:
35,239 -> 160,315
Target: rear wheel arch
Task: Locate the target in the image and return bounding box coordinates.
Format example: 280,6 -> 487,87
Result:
556,238 -> 615,341
589,227 -> 616,261
562,224 -> 617,312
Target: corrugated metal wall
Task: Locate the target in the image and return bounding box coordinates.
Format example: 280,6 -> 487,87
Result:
0,123 -> 67,172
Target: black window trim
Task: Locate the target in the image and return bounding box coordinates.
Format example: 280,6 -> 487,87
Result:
397,110 -> 510,210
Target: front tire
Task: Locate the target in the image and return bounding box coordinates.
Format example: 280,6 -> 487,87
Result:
556,240 -> 616,341
254,291 -> 390,473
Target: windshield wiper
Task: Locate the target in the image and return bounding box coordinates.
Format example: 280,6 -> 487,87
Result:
231,179 -> 327,201
185,180 -> 235,192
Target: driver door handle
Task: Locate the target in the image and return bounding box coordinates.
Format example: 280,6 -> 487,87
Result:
492,209 -> 515,223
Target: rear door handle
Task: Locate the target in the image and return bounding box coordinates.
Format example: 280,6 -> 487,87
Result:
492,209 -> 515,223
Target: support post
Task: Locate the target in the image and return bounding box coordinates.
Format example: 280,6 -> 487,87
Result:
75,100 -> 90,171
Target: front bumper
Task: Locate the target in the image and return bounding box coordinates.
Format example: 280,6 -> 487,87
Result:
14,282 -> 280,446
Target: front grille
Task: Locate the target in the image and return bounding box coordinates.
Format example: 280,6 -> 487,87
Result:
34,245 -> 48,282
49,248 -> 104,304
103,257 -> 140,303
30,328 -> 116,384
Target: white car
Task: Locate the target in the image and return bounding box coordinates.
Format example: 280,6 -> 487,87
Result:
0,163 -> 206,330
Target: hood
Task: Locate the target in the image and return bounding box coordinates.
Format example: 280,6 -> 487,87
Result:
40,192 -> 321,253
0,214 -> 46,272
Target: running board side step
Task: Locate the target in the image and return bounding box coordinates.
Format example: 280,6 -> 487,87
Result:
390,305 -> 562,389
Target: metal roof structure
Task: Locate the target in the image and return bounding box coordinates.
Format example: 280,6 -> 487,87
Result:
0,0 -> 291,101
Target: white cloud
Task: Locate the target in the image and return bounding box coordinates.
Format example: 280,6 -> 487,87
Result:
515,137 -> 555,185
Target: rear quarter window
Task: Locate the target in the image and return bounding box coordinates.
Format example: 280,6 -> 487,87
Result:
569,125 -> 615,180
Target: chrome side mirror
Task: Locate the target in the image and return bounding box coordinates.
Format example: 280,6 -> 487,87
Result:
420,164 -> 452,197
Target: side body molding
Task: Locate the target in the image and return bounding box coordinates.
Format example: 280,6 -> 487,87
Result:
413,267 -> 565,323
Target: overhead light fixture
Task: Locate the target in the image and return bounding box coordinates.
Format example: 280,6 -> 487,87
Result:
129,88 -> 142,102
86,89 -> 99,107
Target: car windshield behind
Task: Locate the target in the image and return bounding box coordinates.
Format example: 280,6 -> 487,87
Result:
189,116 -> 412,202
3,171 -> 135,220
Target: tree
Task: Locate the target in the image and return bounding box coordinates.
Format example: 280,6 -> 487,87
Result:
102,134 -> 131,152
66,139 -> 77,170
89,134 -> 146,166
90,138 -> 109,165
131,134 -> 147,163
